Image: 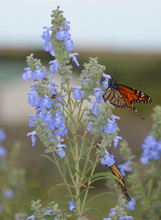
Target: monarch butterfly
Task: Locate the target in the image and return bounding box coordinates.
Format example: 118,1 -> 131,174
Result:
110,164 -> 131,201
102,80 -> 152,120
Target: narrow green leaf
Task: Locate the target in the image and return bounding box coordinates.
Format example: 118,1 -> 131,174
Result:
46,183 -> 68,197
63,108 -> 75,123
76,188 -> 88,202
91,176 -> 110,184
86,192 -> 113,205
62,209 -> 75,214
84,158 -> 101,176
84,172 -> 125,187
82,207 -> 103,219
66,163 -> 82,176
63,160 -> 66,179
41,155 -> 56,164
63,147 -> 74,157
79,121 -> 85,130
79,106 -> 88,121
45,201 -> 68,209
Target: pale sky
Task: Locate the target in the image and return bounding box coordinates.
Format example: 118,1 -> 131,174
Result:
0,0 -> 161,52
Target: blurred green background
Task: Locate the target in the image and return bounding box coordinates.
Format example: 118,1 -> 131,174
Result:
0,49 -> 161,219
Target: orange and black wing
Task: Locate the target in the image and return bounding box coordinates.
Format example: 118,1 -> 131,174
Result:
102,87 -> 126,108
110,164 -> 131,202
117,84 -> 152,120
117,84 -> 152,104
102,80 -> 152,120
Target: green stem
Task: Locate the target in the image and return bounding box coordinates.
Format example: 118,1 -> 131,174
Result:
75,141 -> 81,216
80,136 -> 96,183
65,156 -> 75,186
81,154 -> 100,212
53,153 -> 74,201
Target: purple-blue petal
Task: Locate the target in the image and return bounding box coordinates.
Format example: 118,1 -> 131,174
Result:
101,150 -> 115,167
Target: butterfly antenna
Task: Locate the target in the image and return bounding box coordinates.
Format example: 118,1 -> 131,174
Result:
114,68 -> 117,83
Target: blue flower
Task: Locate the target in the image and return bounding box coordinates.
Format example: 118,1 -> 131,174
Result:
140,156 -> 150,165
28,88 -> 40,108
102,73 -> 111,89
42,27 -> 55,56
94,88 -> 104,103
140,135 -> 160,164
126,198 -> 136,211
102,80 -> 109,89
22,67 -> 33,81
111,115 -> 120,121
64,21 -> 70,31
87,122 -> 93,131
73,86 -> 83,100
120,216 -> 133,220
43,41 -> 55,56
55,27 -> 71,41
104,119 -> 118,134
0,146 -> 7,157
29,114 -> 36,127
4,189 -> 14,199
41,26 -> 51,41
33,66 -> 46,80
47,83 -> 58,95
39,95 -> 53,110
109,208 -> 115,217
64,38 -> 75,51
27,131 -> 37,147
118,160 -> 133,177
69,53 -> 79,66
101,150 -> 115,167
114,135 -> 122,148
81,78 -> 88,84
49,59 -> 61,74
53,112 -> 65,128
56,143 -> 66,158
54,124 -> 68,136
91,100 -> 101,115
46,209 -> 53,215
69,201 -> 76,213
42,110 -> 54,124
104,207 -> 133,220
26,215 -> 35,220
0,129 -> 6,143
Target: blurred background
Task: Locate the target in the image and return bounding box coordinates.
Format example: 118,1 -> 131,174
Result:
0,0 -> 161,218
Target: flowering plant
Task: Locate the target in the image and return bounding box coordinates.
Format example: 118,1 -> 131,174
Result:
19,6 -> 161,220
21,7 -> 133,220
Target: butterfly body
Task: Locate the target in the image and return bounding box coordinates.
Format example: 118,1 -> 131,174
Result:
102,80 -> 152,120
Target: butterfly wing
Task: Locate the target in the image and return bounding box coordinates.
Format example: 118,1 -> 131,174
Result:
117,84 -> 152,104
117,84 -> 152,120
102,81 -> 152,120
102,87 -> 127,108
110,164 -> 131,202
